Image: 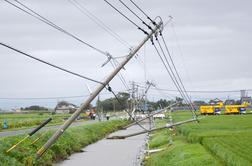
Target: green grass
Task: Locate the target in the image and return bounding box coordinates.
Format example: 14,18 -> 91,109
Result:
145,111 -> 252,166
0,120 -> 128,166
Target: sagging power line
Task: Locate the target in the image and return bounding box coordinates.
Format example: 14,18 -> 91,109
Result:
115,0 -> 197,119
159,30 -> 195,105
67,0 -> 131,90
152,88 -> 252,93
129,0 -> 157,26
0,91 -> 116,100
4,0 -> 112,58
0,42 -> 103,85
115,2 -> 187,106
118,0 -> 153,31
124,1 -> 194,108
68,0 -> 130,48
110,60 -> 129,90
107,85 -> 148,131
155,36 -> 195,110
103,0 -> 148,35
152,37 -> 197,118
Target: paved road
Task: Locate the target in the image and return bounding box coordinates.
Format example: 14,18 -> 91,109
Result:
0,120 -> 97,137
56,122 -> 150,166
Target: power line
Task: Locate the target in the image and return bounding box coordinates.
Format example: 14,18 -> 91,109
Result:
0,92 -> 117,100
160,34 -> 187,95
152,88 -> 252,93
0,42 -> 103,85
115,4 -> 182,102
4,0 -> 110,57
68,0 -> 131,48
118,0 -> 152,30
154,37 -> 197,118
122,1 -> 195,110
121,3 -> 190,107
68,0 -> 146,91
132,49 -> 178,101
106,85 -> 148,131
6,0 -> 132,97
169,20 -> 194,91
149,15 -> 195,113
156,37 -> 193,106
103,0 -> 148,35
0,95 -> 87,100
67,0 -> 130,90
129,0 -> 156,26
151,35 -> 185,101
110,60 -> 129,90
152,86 -> 175,100
152,38 -> 197,118
152,42 -> 187,103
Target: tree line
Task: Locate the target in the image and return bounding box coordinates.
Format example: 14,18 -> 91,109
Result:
96,92 -> 245,112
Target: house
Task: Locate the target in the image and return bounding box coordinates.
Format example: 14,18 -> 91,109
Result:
15,109 -> 22,113
55,101 -> 78,114
224,99 -> 235,105
241,96 -> 252,104
210,98 -> 223,105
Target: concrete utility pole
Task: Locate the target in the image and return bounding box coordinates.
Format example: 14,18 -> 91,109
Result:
36,22 -> 162,158
143,81 -> 155,130
131,81 -> 136,113
131,81 -> 141,118
168,108 -> 173,145
96,96 -> 102,122
123,102 -> 178,129
108,118 -> 197,139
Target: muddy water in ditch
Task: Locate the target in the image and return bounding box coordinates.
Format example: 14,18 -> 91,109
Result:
55,123 -> 149,166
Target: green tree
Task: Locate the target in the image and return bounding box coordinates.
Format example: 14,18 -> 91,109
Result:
98,92 -> 130,111
193,100 -> 207,106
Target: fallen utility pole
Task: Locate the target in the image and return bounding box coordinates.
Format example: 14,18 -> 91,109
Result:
123,102 -> 178,129
107,118 -> 197,139
6,117 -> 52,153
36,22 -> 162,158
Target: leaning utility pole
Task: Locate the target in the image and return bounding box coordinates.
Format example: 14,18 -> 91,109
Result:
107,118 -> 197,139
131,81 -> 136,115
123,102 -> 178,129
36,22 -> 162,158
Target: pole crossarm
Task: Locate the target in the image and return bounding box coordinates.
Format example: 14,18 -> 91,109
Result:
36,21 -> 163,158
107,118 -> 197,139
123,102 -> 178,129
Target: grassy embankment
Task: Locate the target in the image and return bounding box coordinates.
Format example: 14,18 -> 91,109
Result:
145,111 -> 252,166
0,120 -> 128,166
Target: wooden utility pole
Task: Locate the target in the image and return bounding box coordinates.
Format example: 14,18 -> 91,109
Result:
36,22 -> 162,158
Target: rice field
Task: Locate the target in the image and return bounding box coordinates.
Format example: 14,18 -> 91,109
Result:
145,111 -> 252,166
0,113 -> 72,131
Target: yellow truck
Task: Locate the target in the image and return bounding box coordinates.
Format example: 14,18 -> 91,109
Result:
224,102 -> 250,114
200,102 -> 224,115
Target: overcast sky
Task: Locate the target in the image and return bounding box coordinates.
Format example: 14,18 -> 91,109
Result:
0,0 -> 252,109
